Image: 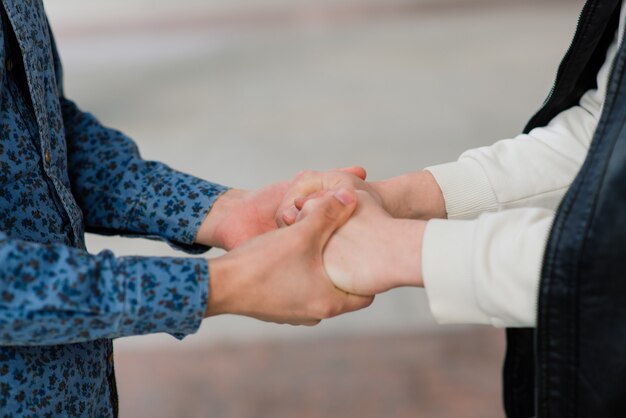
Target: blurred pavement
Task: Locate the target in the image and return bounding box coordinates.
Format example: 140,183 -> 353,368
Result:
115,328 -> 505,418
43,0 -> 582,416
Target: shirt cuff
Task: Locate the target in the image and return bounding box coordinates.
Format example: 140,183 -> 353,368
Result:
422,218 -> 492,325
125,164 -> 229,254
425,158 -> 498,219
117,256 -> 209,339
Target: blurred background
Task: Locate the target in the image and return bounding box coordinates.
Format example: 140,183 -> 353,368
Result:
45,0 -> 583,417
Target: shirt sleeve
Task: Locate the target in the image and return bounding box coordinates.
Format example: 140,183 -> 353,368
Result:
0,231 -> 209,346
61,98 -> 228,254
45,19 -> 228,254
425,28 -> 618,220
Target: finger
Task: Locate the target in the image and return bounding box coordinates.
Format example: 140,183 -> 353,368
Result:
295,190 -> 336,223
336,166 -> 367,181
281,205 -> 299,225
276,167 -> 365,227
299,188 -> 357,246
290,169 -> 366,217
294,190 -> 326,211
275,170 -> 323,227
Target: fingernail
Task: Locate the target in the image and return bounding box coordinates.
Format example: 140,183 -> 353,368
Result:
334,189 -> 355,205
282,206 -> 299,223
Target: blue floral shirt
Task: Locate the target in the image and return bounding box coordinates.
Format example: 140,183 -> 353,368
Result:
0,1 -> 227,416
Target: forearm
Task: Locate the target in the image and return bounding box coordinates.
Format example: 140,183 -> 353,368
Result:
0,233 -> 208,345
370,170 -> 446,220
378,217 -> 426,287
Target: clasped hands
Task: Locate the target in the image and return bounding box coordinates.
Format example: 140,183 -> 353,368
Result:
198,167 -> 441,326
276,168 -> 425,296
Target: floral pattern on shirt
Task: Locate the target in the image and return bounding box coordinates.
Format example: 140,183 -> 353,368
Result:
0,0 -> 227,416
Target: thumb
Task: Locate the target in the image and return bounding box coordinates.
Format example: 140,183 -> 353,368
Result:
336,166 -> 367,180
298,188 -> 357,246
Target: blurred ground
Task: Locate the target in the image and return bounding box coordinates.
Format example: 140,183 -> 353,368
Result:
115,328 -> 505,418
44,0 -> 583,416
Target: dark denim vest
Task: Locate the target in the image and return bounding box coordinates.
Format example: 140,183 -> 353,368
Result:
503,0 -> 626,416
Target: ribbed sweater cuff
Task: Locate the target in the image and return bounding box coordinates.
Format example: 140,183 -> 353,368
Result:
422,219 -> 491,325
425,158 -> 498,219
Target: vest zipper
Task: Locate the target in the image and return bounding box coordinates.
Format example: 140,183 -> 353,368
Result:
526,0 -> 595,129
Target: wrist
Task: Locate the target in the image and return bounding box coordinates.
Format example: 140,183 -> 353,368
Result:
205,254 -> 245,317
205,257 -> 227,317
371,171 -> 446,220
383,218 -> 426,287
195,188 -> 246,248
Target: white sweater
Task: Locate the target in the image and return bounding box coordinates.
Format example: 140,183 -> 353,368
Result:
422,2 -> 625,328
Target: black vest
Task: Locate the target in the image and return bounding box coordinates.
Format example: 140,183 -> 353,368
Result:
504,0 -> 626,416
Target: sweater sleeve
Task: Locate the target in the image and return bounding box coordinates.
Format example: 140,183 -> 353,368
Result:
422,209 -> 553,327
421,3 -> 624,327
425,28 -> 618,220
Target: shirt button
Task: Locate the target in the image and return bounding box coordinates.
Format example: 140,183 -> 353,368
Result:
44,150 -> 51,165
6,57 -> 13,72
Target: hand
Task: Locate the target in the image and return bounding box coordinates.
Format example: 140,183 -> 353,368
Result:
196,182 -> 290,251
315,190 -> 426,296
205,189 -> 374,325
196,167 -> 369,251
276,166 -> 381,227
